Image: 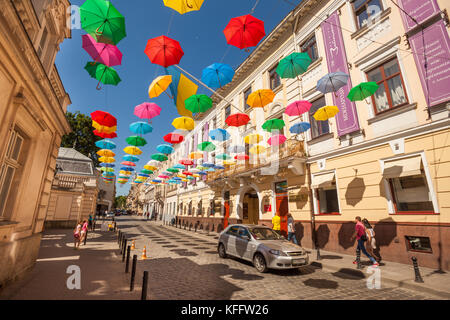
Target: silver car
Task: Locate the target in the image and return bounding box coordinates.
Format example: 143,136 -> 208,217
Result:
217,224 -> 309,273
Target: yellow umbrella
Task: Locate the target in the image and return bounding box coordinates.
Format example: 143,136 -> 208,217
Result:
246,89 -> 275,108
97,149 -> 115,157
189,151 -> 203,159
192,174 -> 201,178
181,178 -> 189,182
250,145 -> 267,155
163,0 -> 204,15
99,156 -> 115,163
244,133 -> 263,144
172,116 -> 195,130
148,75 -> 172,98
144,165 -> 157,171
178,174 -> 186,178
92,121 -> 117,133
223,160 -> 236,166
119,170 -> 132,175
313,105 -> 339,121
123,146 -> 143,155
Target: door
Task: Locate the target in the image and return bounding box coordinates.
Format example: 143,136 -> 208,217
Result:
225,225 -> 239,256
275,181 -> 288,237
235,227 -> 253,260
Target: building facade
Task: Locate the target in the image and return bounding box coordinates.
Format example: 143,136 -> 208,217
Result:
96,169 -> 116,214
0,0 -> 71,287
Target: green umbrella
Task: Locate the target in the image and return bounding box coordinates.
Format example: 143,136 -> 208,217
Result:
186,176 -> 195,180
151,153 -> 168,162
100,167 -> 114,172
215,153 -> 231,160
141,169 -> 153,174
262,119 -> 285,132
84,62 -> 121,89
167,168 -> 179,173
185,94 -> 213,113
347,82 -> 379,101
276,52 -> 312,79
198,141 -> 216,152
80,0 -> 126,45
126,136 -> 147,147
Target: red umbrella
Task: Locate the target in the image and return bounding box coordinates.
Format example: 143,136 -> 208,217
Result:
90,110 -> 117,127
164,132 -> 184,144
223,14 -> 265,50
93,130 -> 117,138
234,154 -> 249,161
121,161 -> 136,167
182,171 -> 192,176
144,35 -> 184,67
225,113 -> 250,127
179,159 -> 193,166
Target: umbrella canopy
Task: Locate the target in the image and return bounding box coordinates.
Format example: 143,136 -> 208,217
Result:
148,75 -> 172,98
151,153 -> 168,162
171,164 -> 185,170
139,173 -> 150,178
100,167 -> 114,172
209,128 -> 230,141
317,72 -> 349,94
179,159 -> 194,166
144,35 -> 184,67
167,168 -> 179,173
123,146 -> 143,155
144,165 -> 157,171
202,162 -> 215,168
223,14 -> 265,50
164,132 -> 184,144
262,118 -> 285,132
172,116 -> 195,130
225,113 -> 250,127
102,171 -> 115,177
198,141 -> 216,152
196,165 -> 208,171
290,122 -> 311,134
229,145 -> 246,153
123,155 -> 139,162
173,177 -> 182,180
99,156 -> 115,163
244,133 -> 263,144
80,0 -> 126,45
284,100 -> 312,116
129,122 -> 153,135
120,166 -> 134,171
247,89 -> 275,108
134,102 -> 162,120
119,170 -> 132,175
158,174 -> 170,179
126,136 -> 147,147
156,144 -> 174,154
313,106 -> 340,121
141,169 -> 153,174
100,163 -> 115,168
347,82 -> 379,101
185,94 -> 213,113
95,139 -> 116,150
92,121 -> 116,133
223,160 -> 236,166
84,62 -> 121,89
91,110 -> 117,127
163,0 -> 204,14
234,154 -> 249,161
216,153 -> 231,160
201,63 -> 234,89
82,34 -> 122,67
214,165 -> 225,170
120,161 -> 136,167
93,130 -> 117,138
182,171 -> 193,176
147,160 -> 161,167
268,134 -> 287,146
250,145 -> 267,155
189,151 -> 204,159
97,149 -> 115,157
276,52 -> 312,79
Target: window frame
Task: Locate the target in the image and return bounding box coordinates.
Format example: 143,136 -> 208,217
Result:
352,0 -> 384,30
311,170 -> 341,216
224,105 -> 231,121
243,86 -> 252,111
308,96 -> 330,139
300,34 -> 319,63
268,64 -> 281,91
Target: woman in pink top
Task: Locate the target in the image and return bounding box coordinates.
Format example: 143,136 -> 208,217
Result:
80,220 -> 88,245
74,221 -> 82,249
351,216 -> 378,266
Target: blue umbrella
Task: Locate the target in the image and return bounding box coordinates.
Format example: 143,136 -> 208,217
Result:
121,167 -> 135,172
95,139 -> 116,150
156,144 -> 174,154
173,177 -> 182,180
316,72 -> 349,95
102,172 -> 115,177
173,164 -> 185,169
209,128 -> 230,141
201,63 -> 235,89
202,162 -> 215,168
290,122 -> 311,134
162,171 -> 173,176
152,179 -> 162,183
123,155 -> 139,162
134,181 -> 143,184
138,173 -> 150,177
198,171 -> 208,175
206,168 -> 215,172
100,163 -> 115,168
214,165 -> 225,170
129,121 -> 153,134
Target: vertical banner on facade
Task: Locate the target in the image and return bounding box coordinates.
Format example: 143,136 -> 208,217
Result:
397,0 -> 440,32
321,11 -> 360,136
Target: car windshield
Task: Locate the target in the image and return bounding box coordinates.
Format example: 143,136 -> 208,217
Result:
249,227 -> 283,240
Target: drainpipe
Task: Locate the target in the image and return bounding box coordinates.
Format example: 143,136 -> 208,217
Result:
306,162 -> 317,251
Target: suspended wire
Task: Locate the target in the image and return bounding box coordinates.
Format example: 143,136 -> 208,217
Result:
166,11 -> 175,36
250,0 -> 261,14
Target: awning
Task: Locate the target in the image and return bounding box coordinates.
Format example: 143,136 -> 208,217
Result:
382,156 -> 422,179
311,172 -> 335,189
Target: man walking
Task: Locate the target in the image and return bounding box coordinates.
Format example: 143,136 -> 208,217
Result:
271,212 -> 281,236
287,213 -> 298,244
351,216 -> 378,267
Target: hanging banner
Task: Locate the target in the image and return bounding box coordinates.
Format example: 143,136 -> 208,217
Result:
397,0 -> 441,32
321,11 -> 360,136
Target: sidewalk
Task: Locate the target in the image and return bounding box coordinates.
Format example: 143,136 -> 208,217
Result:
164,221 -> 450,299
0,221 -> 139,300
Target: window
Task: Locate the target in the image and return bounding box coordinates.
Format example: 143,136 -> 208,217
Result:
301,35 -> 319,63
352,0 -> 383,29
309,97 -> 329,138
224,105 -> 231,120
405,236 -> 432,253
37,27 -> 48,58
212,117 -> 217,130
243,87 -> 252,110
388,174 -> 434,213
226,225 -> 240,236
367,58 -> 408,114
317,187 -> 340,214
269,65 -> 281,90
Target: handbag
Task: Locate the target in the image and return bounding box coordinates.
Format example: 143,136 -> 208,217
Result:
360,234 -> 368,242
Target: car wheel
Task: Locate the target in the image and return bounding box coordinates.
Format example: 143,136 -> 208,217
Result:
253,253 -> 268,273
218,243 -> 227,258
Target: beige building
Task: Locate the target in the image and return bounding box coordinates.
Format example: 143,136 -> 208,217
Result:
142,0 -> 450,270
96,169 -> 116,214
0,0 -> 71,287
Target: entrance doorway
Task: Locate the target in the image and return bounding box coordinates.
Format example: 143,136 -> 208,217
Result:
242,189 -> 259,225
275,181 -> 289,237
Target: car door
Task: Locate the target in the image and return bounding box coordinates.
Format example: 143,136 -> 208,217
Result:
235,227 -> 253,261
224,226 -> 239,256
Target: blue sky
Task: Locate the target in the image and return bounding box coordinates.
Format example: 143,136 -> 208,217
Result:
55,0 -> 298,196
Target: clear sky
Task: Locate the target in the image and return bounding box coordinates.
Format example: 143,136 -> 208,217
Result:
55,0 -> 299,196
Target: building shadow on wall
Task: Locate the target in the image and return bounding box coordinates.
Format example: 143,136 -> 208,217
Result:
294,222 -> 305,246
316,224 -> 330,249
373,217 -> 397,261
338,222 -> 356,249
345,176 -> 366,207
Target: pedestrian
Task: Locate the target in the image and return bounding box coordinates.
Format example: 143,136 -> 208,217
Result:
88,214 -> 93,231
73,221 -> 82,250
287,213 -> 298,245
271,212 -> 281,236
362,218 -> 379,261
351,216 -> 378,267
80,220 -> 88,245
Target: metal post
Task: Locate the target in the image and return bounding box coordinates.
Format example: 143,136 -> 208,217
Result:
118,231 -> 122,244
316,246 -> 321,260
356,248 -> 362,269
125,245 -> 131,273
411,256 -> 424,283
122,238 -> 128,262
141,271 -> 148,300
130,254 -> 137,291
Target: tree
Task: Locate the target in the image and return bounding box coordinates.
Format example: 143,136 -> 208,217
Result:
61,111 -> 101,166
114,196 -> 127,209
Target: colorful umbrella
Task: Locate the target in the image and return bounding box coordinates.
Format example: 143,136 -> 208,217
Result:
189,152 -> 204,159
120,161 -> 136,167
151,153 -> 168,162
139,173 -> 150,178
129,122 -> 153,135
313,106 -> 340,121
93,130 -> 117,138
223,160 -> 236,166
284,100 -> 312,116
123,146 -> 143,155
95,139 -> 116,150
167,168 -> 179,173
216,153 -> 231,160
164,132 -> 184,144
123,155 -> 139,162
185,94 -> 213,113
120,167 -> 134,172
173,164 -> 186,169
250,145 -> 267,155
179,159 -> 194,166
119,170 -> 132,175
268,134 -> 287,146
144,165 -> 157,171
126,136 -> 147,147
141,169 -> 153,174
201,63 -> 234,89
198,141 -> 216,152
173,177 -> 182,180
229,145 -> 246,153
156,144 -> 174,154
100,167 -> 114,172
223,14 -> 265,50
209,128 -> 230,141
202,162 -> 216,168
100,163 -> 115,168
225,113 -> 250,127
84,62 -> 121,89
347,82 -> 379,101
276,52 -> 311,79
81,34 -> 122,67
290,122 -> 311,134
97,149 -> 115,157
262,118 -> 285,132
214,165 -> 225,170
92,121 -> 116,133
91,110 -> 117,127
196,165 -> 208,171
234,154 -> 249,161
317,72 -> 349,95
163,0 -> 204,14
172,116 -> 195,130
80,0 -> 126,45
244,133 -> 263,144
99,156 -> 115,163
144,35 -> 184,67
134,102 -> 162,120
148,75 -> 172,98
182,171 -> 193,176
102,172 -> 115,177
147,160 -> 161,167
247,89 -> 275,108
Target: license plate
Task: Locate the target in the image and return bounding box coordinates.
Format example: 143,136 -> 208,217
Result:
292,258 -> 305,264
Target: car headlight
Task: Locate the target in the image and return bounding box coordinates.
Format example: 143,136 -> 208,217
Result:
269,249 -> 288,256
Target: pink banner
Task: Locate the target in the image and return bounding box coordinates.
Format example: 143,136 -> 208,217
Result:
397,0 -> 440,32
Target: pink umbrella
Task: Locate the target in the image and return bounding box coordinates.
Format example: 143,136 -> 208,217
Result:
121,161 -> 136,166
268,134 -> 287,146
158,175 -> 170,179
82,34 -> 123,67
284,100 -> 312,116
134,102 -> 162,120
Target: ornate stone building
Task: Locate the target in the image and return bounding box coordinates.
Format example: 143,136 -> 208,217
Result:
0,0 -> 71,287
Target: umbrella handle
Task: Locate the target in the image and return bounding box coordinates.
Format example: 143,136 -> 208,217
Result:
95,20 -> 106,35
96,80 -> 102,90
164,90 -> 174,99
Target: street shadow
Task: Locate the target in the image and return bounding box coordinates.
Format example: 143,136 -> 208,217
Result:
294,222 -> 305,246
170,249 -> 198,257
331,268 -> 365,280
345,176 -> 366,207
320,255 -> 343,260
338,222 -> 356,249
316,224 -> 330,249
303,278 -> 339,289
204,251 -> 218,255
162,245 -> 178,248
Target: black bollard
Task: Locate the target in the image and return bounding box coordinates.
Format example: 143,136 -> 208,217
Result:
411,256 -> 424,283
122,238 -> 128,262
118,231 -> 122,244
316,246 -> 321,260
141,271 -> 148,300
125,245 -> 131,273
194,224 -> 197,233
356,248 -> 362,269
130,254 -> 137,291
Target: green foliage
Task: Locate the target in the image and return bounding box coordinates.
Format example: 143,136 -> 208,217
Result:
114,195 -> 127,209
61,111 -> 101,166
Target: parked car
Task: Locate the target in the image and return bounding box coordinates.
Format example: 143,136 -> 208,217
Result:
217,224 -> 309,273
106,212 -> 114,218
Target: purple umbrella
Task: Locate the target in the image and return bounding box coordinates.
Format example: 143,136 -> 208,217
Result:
82,34 -> 123,67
